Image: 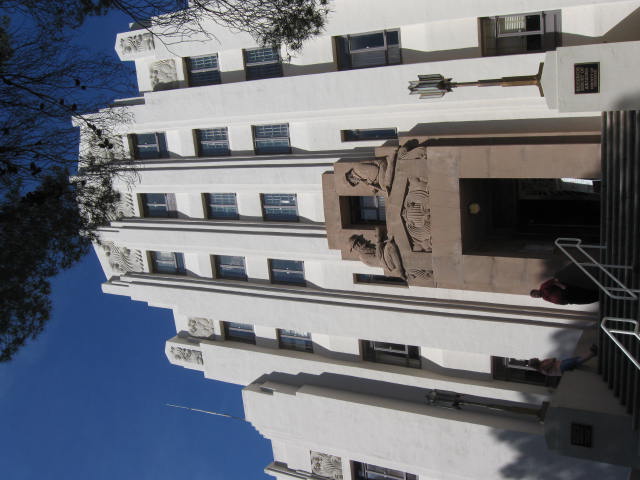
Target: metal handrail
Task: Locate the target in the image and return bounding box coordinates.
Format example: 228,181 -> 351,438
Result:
601,317 -> 640,371
554,238 -> 638,300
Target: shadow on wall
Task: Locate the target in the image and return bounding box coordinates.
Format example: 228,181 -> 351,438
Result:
561,7 -> 640,47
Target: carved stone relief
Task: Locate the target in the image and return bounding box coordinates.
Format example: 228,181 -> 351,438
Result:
188,317 -> 215,338
150,59 -> 178,91
102,242 -> 144,274
349,234 -> 405,279
402,177 -> 432,252
310,451 -> 343,480
169,346 -> 203,365
113,192 -> 136,219
119,32 -> 155,56
407,268 -> 434,281
344,154 -> 396,195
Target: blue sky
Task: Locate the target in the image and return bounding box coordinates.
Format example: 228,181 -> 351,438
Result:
0,11 -> 272,480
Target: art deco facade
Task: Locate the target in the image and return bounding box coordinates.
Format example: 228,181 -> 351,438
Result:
86,1 -> 640,478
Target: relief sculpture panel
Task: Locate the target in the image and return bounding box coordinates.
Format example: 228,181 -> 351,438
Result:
402,177 -> 432,252
310,451 -> 343,480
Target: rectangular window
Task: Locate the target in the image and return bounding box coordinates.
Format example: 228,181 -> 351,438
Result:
150,251 -> 186,275
342,128 -> 398,142
335,30 -> 401,70
186,54 -> 221,86
223,322 -> 256,344
214,255 -> 247,280
205,193 -> 239,220
262,193 -> 298,221
140,193 -> 177,218
354,274 -> 407,286
491,356 -> 559,387
278,329 -> 313,352
481,11 -> 560,56
269,259 -> 305,285
244,46 -> 283,80
196,128 -> 230,156
361,340 -> 421,368
132,133 -> 168,159
350,196 -> 386,224
352,461 -> 417,480
253,124 -> 291,155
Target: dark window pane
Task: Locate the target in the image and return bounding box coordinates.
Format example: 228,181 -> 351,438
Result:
216,255 -> 247,280
349,32 -> 385,51
270,259 -> 305,285
206,193 -> 238,219
343,128 -> 397,141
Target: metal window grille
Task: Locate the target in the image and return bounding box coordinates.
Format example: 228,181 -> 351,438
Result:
205,193 -> 238,219
278,329 -> 313,352
342,128 -> 398,141
224,322 -> 255,344
214,255 -> 247,280
262,193 -> 298,221
133,132 -> 167,159
354,274 -> 406,286
570,423 -> 593,448
362,340 -> 420,368
141,193 -> 177,218
197,128 -> 229,156
253,124 -> 290,155
244,47 -> 283,80
151,251 -> 185,274
496,14 -> 543,36
358,196 -> 386,223
353,462 -> 417,480
187,54 -> 221,86
337,30 -> 401,70
269,259 -> 305,285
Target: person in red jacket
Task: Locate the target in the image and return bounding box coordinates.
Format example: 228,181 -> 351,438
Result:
530,277 -> 599,305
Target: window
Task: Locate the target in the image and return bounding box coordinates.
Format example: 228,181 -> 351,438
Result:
269,259 -> 305,285
196,128 -> 230,156
342,128 -> 398,142
223,322 -> 255,344
205,193 -> 238,219
352,462 -> 417,480
350,196 -> 386,224
150,251 -> 186,275
253,124 -> 291,155
261,193 -> 298,221
354,274 -> 407,286
131,132 -> 168,159
481,11 -> 560,56
361,340 -> 421,368
278,329 -> 313,352
491,356 -> 559,387
186,54 -> 221,86
140,193 -> 177,218
244,46 -> 283,80
214,255 -> 247,280
335,30 -> 401,70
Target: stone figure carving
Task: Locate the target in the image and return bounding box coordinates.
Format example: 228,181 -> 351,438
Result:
401,177 -> 432,252
407,269 -> 434,281
119,32 -> 155,55
310,451 -> 343,480
345,155 -> 396,194
188,318 -> 215,338
170,346 -> 203,365
397,142 -> 427,162
350,234 -> 405,279
102,242 -> 144,274
149,59 -> 178,90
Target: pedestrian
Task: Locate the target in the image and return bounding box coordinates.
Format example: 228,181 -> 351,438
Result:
530,277 -> 599,305
529,345 -> 598,376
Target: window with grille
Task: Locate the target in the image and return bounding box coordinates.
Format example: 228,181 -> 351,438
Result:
261,193 -> 298,221
278,329 -> 313,352
342,128 -> 398,142
354,274 -> 407,286
350,196 -> 386,224
352,461 -> 418,480
186,54 -> 221,86
361,340 -> 421,368
205,193 -> 238,220
244,47 -> 283,80
140,193 -> 177,218
223,322 -> 255,344
131,133 -> 168,159
150,251 -> 186,275
196,128 -> 229,156
481,11 -> 560,56
335,30 -> 401,70
269,259 -> 305,285
491,356 -> 559,387
214,255 -> 247,280
253,124 -> 290,155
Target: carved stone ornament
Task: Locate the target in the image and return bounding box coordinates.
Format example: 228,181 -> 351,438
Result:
101,242 -> 144,274
310,451 -> 343,480
113,192 -> 136,219
349,234 -> 406,279
188,318 -> 215,338
119,32 -> 155,56
402,177 -> 432,252
407,268 -> 434,280
170,346 -> 203,365
344,155 -> 396,195
150,59 -> 178,90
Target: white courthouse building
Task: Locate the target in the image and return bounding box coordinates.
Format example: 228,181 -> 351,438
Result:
87,1 -> 640,478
